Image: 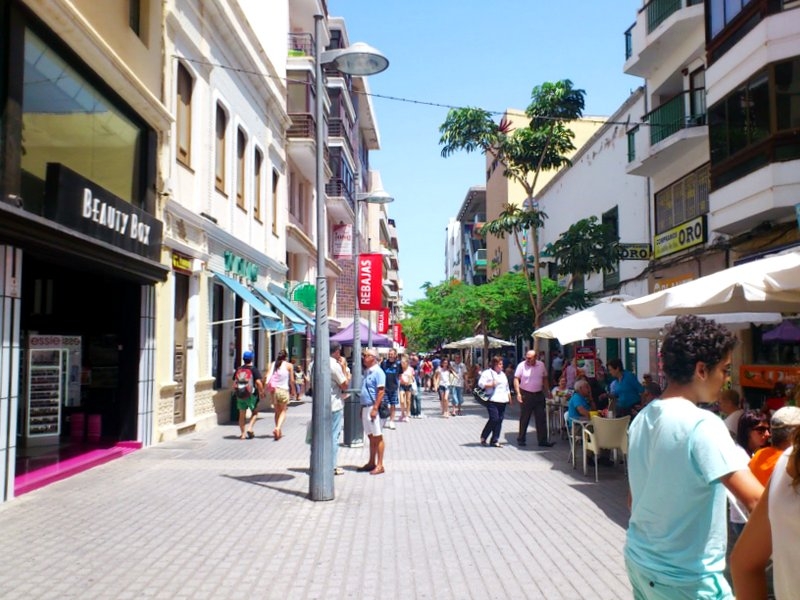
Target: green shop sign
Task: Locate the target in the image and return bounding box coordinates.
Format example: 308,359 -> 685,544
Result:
292,282 -> 316,311
224,250 -> 258,283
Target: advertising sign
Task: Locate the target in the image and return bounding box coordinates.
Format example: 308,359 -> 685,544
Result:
332,223 -> 353,259
377,308 -> 390,334
392,323 -> 403,344
653,216 -> 706,259
575,346 -> 596,379
619,243 -> 652,260
357,253 -> 383,310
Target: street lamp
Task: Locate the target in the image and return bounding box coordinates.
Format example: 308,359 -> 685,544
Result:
346,188 -> 394,448
311,14 -> 389,501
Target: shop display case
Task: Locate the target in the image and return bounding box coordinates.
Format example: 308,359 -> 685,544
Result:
26,349 -> 63,438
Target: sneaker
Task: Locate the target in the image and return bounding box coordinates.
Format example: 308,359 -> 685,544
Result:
387,421 -> 396,430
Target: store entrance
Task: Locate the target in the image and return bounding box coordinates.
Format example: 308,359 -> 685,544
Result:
15,253 -> 143,492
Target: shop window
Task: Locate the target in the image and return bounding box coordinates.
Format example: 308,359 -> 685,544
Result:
176,63 -> 192,166
236,127 -> 246,210
253,148 -> 263,222
21,28 -> 145,211
272,168 -> 279,236
215,103 -> 227,193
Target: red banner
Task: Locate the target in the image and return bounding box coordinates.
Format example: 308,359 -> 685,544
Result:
377,308 -> 390,334
357,253 -> 383,311
392,323 -> 403,344
401,333 -> 408,348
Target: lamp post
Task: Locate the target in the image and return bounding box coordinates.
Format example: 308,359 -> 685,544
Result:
311,14 -> 388,501
346,189 -> 394,447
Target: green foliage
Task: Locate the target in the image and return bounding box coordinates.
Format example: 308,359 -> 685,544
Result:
547,216 -> 619,278
479,204 -> 547,240
400,273 -> 592,351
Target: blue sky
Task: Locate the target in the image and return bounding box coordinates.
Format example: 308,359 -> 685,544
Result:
329,0 -> 644,302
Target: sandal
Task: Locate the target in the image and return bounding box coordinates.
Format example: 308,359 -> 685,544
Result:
490,442 -> 504,448
369,466 -> 385,475
273,428 -> 282,441
334,467 -> 345,476
246,430 -> 254,439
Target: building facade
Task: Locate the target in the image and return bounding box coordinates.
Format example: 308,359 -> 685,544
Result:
0,0 -> 171,502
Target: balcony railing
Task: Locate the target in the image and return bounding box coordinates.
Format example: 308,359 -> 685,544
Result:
325,178 -> 354,206
645,0 -> 704,33
287,113 -> 315,138
645,89 -> 706,146
624,23 -> 634,60
288,33 -> 313,57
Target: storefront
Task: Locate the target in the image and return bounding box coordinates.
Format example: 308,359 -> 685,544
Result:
0,7 -> 167,501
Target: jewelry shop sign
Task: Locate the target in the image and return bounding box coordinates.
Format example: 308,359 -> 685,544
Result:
653,216 -> 706,259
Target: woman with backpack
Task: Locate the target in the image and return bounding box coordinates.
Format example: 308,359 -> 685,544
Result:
265,350 -> 295,441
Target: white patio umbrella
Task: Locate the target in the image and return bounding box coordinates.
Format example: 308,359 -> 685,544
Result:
534,295 -> 781,345
443,334 -> 514,349
624,250 -> 800,317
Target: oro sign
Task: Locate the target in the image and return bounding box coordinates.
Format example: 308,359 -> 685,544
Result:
619,243 -> 652,261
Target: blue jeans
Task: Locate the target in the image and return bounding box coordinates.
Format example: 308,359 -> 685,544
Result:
481,401 -> 507,444
450,386 -> 464,407
332,409 -> 343,468
410,387 -> 422,416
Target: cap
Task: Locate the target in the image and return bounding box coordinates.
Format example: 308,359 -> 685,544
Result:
771,406 -> 800,429
243,351 -> 254,362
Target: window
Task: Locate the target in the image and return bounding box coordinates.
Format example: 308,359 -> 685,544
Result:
215,103 -> 227,192
176,63 -> 192,166
708,0 -> 755,40
236,128 -> 246,209
655,165 -> 710,234
708,57 -> 800,188
211,283 -> 224,389
271,169 -> 279,235
129,0 -> 141,36
602,207 -> 620,290
21,28 -> 146,209
253,149 -> 263,222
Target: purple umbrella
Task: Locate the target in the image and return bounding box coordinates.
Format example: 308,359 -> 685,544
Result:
330,322 -> 393,347
762,320 -> 800,343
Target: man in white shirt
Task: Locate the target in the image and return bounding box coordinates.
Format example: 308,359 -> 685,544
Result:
309,342 -> 351,476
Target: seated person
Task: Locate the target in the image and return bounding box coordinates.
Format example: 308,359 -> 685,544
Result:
567,379 -> 592,429
718,388 -> 743,438
551,376 -> 572,404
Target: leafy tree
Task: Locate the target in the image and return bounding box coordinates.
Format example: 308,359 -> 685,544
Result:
439,80 -> 618,348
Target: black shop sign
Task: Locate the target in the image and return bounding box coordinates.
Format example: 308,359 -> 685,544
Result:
44,164 -> 163,261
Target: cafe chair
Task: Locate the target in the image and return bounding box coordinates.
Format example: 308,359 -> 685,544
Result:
582,415 -> 631,482
564,412 -> 579,468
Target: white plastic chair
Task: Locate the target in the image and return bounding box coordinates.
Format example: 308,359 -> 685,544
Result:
582,415 -> 630,482
564,412 -> 578,468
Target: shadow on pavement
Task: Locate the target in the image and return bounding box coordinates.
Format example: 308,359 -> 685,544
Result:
222,472 -> 309,499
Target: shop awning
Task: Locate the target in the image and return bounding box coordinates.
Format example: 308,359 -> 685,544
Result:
211,271 -> 283,331
253,285 -> 313,334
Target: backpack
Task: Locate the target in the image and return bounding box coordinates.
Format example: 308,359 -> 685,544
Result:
233,365 -> 255,399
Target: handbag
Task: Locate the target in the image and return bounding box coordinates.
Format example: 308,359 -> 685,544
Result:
472,386 -> 491,406
378,403 -> 390,420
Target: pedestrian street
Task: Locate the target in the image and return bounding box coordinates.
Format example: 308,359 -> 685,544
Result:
0,390 -> 632,599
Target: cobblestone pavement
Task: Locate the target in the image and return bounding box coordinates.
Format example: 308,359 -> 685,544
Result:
0,391 -> 632,599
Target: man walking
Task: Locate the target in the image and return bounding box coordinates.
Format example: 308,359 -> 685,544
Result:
358,348 -> 386,475
380,348 -> 401,429
625,315 -> 763,598
232,350 -> 264,440
514,350 -> 553,447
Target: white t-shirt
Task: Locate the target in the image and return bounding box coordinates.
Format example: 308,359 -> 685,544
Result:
729,444 -> 750,524
769,447 -> 800,600
451,362 -> 466,387
437,367 -> 453,387
478,368 -> 510,403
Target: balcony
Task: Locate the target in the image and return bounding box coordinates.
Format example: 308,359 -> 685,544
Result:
325,177 -> 355,224
288,33 -> 313,58
627,90 -> 708,177
623,0 -> 704,79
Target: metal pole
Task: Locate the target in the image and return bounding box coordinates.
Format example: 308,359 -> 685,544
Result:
310,13 -> 333,501
346,198 -> 365,446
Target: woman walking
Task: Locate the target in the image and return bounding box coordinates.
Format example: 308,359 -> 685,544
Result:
265,350 -> 295,440
478,356 -> 511,447
436,358 -> 454,418
399,356 -> 414,423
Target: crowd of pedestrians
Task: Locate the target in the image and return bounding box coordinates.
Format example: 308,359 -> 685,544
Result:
230,316 -> 800,598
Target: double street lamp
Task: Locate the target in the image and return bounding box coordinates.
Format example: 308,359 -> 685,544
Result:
310,14 -> 389,501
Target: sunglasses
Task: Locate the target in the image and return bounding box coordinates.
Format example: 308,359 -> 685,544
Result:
752,426 -> 770,433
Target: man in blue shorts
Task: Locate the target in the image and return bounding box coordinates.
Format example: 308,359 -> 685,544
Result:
625,315 -> 764,599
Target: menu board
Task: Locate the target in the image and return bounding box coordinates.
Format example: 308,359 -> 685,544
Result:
27,349 -> 63,437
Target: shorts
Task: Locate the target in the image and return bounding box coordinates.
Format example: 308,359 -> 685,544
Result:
272,388 -> 290,405
384,390 -> 399,406
236,396 -> 257,412
362,406 -> 382,437
400,384 -> 412,392
625,557 -> 732,600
